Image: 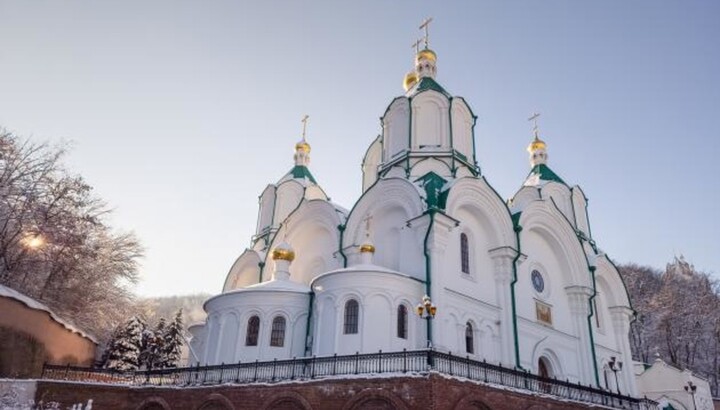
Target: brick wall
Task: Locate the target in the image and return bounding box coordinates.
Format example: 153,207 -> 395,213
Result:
36,374 -> 602,409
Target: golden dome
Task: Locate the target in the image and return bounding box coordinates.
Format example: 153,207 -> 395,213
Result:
527,136 -> 547,153
403,71 -> 418,91
359,243 -> 376,254
272,242 -> 295,262
295,140 -> 311,154
415,48 -> 437,63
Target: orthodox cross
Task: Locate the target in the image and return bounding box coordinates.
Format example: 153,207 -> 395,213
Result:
301,114 -> 309,142
412,38 -> 423,55
528,112 -> 541,138
419,17 -> 433,49
362,214 -> 373,239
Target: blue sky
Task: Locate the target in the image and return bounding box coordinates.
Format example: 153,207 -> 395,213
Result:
1,1 -> 718,296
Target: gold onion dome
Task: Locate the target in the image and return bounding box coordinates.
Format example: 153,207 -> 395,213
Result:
403,71 -> 418,91
359,243 -> 376,254
416,48 -> 437,63
272,242 -> 295,262
295,140 -> 311,154
527,136 -> 547,153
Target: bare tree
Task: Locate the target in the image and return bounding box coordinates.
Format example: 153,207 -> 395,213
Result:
0,129 -> 143,340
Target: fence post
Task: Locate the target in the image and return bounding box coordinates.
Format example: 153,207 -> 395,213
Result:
271,359 -> 277,381
378,350 -> 382,373
466,355 -> 470,378
355,352 -> 360,374
310,356 -> 316,379
332,353 -> 337,375
219,362 -> 225,384
403,348 -> 407,373
253,360 -> 259,382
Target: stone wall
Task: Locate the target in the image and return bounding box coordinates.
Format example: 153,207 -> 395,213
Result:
36,374 -> 604,409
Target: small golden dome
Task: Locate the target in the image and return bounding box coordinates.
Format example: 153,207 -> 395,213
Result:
272,242 -> 295,262
295,140 -> 311,154
527,136 -> 546,153
359,243 -> 375,254
403,71 -> 418,91
416,48 -> 437,63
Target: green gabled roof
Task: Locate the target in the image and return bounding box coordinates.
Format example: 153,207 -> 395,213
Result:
527,163 -> 566,185
415,171 -> 448,210
287,165 -> 317,184
412,77 -> 451,98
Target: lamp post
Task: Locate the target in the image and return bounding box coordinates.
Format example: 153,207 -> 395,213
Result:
684,380 -> 698,410
415,295 -> 437,348
608,356 -> 623,394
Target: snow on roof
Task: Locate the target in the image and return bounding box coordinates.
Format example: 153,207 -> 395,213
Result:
0,284 -> 98,344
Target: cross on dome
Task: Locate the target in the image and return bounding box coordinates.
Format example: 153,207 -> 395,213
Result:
419,17 -> 433,49
527,112 -> 549,167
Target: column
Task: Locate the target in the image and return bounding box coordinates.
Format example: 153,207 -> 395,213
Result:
609,306 -> 638,396
489,247 -> 517,366
565,285 -> 595,385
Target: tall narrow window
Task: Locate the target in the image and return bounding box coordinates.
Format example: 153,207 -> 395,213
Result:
344,299 -> 359,334
245,315 -> 260,346
465,322 -> 474,354
460,233 -> 470,274
397,305 -> 408,339
270,316 -> 286,347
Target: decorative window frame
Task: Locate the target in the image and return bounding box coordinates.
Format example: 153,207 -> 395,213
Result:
269,315 -> 287,347
528,263 -> 551,300
343,298 -> 360,335
459,229 -> 477,282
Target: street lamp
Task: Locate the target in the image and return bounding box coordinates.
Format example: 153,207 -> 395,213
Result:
608,356 -> 623,394
684,380 -> 698,410
22,233 -> 45,249
415,295 -> 437,348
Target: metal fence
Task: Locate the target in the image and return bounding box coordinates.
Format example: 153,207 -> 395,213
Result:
42,349 -> 657,410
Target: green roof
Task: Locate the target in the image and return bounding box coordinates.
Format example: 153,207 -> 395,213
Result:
527,163 -> 566,185
412,77 -> 451,98
287,165 -> 317,184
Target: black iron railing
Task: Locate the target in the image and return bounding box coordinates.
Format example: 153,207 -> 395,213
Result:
42,349 -> 657,410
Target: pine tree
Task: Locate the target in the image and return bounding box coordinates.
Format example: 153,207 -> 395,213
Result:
163,309 -> 184,368
104,316 -> 145,371
140,318 -> 167,370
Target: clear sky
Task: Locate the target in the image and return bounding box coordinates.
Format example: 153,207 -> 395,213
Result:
1,1 -> 718,297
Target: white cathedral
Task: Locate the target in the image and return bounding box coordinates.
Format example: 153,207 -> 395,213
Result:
188,39 -> 638,396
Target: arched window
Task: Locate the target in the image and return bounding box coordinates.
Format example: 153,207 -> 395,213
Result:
465,322 -> 474,354
538,357 -> 552,378
397,305 -> 408,339
270,316 -> 286,347
245,315 -> 260,346
460,233 -> 470,274
344,299 -> 359,334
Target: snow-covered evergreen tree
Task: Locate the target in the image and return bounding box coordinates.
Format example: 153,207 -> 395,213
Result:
104,316 -> 145,371
163,309 -> 184,368
140,317 -> 167,369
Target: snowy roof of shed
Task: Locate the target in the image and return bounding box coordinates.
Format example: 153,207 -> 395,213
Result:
0,284 -> 98,344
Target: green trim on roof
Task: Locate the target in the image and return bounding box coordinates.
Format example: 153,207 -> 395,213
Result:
288,165 -> 317,184
415,172 -> 448,210
528,163 -> 566,185
413,77 -> 451,97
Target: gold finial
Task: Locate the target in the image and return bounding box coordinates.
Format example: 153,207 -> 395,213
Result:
527,112 -> 547,153
359,214 -> 375,253
295,114 -> 311,153
419,17 -> 433,49
272,242 -> 296,262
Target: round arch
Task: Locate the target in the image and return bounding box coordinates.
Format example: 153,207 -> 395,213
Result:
341,388 -> 409,410
196,393 -> 235,410
452,395 -> 492,410
259,391 -> 313,410
135,397 -> 171,410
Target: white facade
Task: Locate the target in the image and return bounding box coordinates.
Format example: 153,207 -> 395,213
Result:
190,45 -> 638,396
635,357 -> 714,410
